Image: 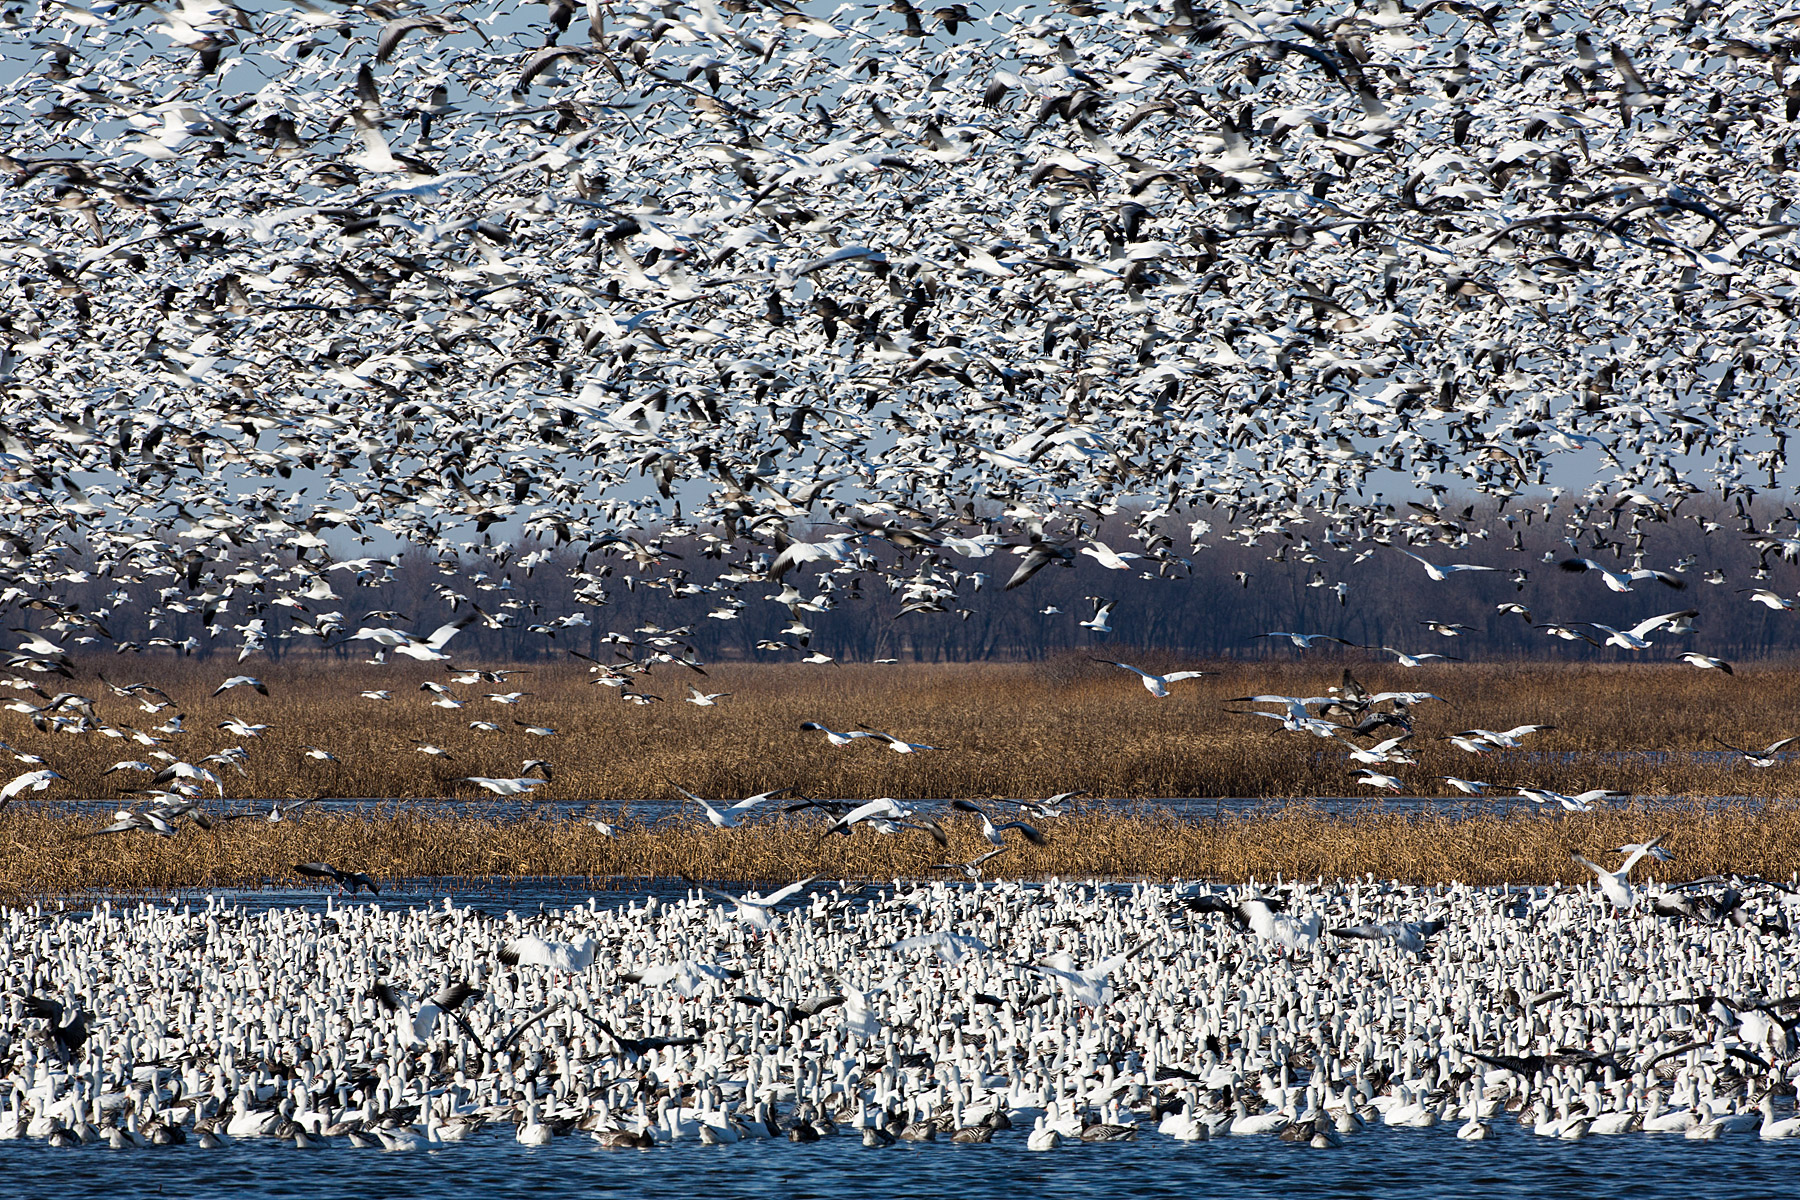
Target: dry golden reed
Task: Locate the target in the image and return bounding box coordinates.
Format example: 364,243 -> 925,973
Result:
16,656 -> 1800,804
2,800 -> 1797,900
6,656 -> 1800,895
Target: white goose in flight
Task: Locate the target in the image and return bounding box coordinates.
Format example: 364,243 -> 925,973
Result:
1712,735 -> 1798,767
1394,548 -> 1498,580
819,797 -> 947,845
1586,609 -> 1698,650
950,799 -> 1047,846
1570,835 -> 1667,909
1089,658 -> 1212,697
1560,558 -> 1687,592
1228,695 -> 1342,738
499,933 -> 597,972
335,612 -> 479,661
691,877 -> 814,933
670,783 -> 789,829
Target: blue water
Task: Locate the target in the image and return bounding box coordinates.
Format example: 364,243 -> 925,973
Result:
7,1119 -> 1799,1200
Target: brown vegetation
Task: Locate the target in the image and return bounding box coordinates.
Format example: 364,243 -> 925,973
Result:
15,656 -> 1800,804
2,800 -> 1796,899
6,657 -> 1800,895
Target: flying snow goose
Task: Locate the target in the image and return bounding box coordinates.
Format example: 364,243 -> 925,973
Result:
1089,658 -> 1212,697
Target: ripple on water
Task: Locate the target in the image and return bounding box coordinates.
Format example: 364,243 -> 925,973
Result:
10,1120 -> 1800,1200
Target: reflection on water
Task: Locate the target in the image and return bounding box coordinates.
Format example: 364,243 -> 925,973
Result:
3,1115 -> 1798,1199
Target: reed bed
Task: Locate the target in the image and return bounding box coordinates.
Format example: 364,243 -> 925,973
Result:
9,656 -> 1800,895
14,656 -> 1800,805
3,800 -> 1798,899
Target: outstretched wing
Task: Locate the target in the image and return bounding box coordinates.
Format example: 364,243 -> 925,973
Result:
998,820 -> 1047,846
756,876 -> 816,907
497,1000 -> 564,1054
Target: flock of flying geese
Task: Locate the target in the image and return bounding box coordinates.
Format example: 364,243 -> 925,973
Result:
1,0 -> 1799,675
8,0 -> 1800,1168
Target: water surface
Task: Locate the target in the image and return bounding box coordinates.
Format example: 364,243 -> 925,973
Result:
7,1119 -> 1797,1200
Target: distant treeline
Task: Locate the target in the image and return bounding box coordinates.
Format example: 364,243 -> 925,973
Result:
24,494 -> 1800,666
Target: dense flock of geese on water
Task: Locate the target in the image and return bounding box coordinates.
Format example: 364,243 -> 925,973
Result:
11,0 -> 1800,1164
5,871 -> 1800,1154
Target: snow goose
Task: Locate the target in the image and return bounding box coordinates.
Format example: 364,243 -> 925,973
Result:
1379,1087 -> 1436,1128
693,877 -> 815,932
625,959 -> 737,999
1079,597 -> 1115,633
820,797 -> 947,845
1560,558 -> 1686,591
1462,724 -> 1555,749
950,799 -> 1047,846
1640,1088 -> 1698,1132
226,1087 -> 282,1138
698,1112 -> 743,1145
0,768 -> 62,808
516,1098 -> 554,1146
1454,1088 -> 1492,1140
1227,694 -> 1344,738
499,932 -> 597,972
1228,1096 -> 1290,1136
1395,549 -> 1499,580
1569,835 -> 1665,909
1329,918 -> 1446,957
797,721 -> 874,747
854,726 -> 937,753
1558,1111 -> 1592,1140
1587,1082 -> 1640,1135
1237,896 -> 1322,954
1711,735 -> 1798,768
1528,1095 -> 1567,1137
335,614 -> 479,662
1253,631 -> 1358,649
1585,609 -> 1699,650
1683,1098 -> 1759,1140
887,930 -> 992,965
670,782 -> 790,828
929,846 -> 1007,879
1026,940 -> 1151,1009
1347,735 -> 1415,765
1758,1093 -> 1800,1139
1088,657 -> 1212,697
1323,1086 -> 1364,1134
1738,588 -> 1795,610
1379,646 -> 1460,666
1158,1099 -> 1206,1141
